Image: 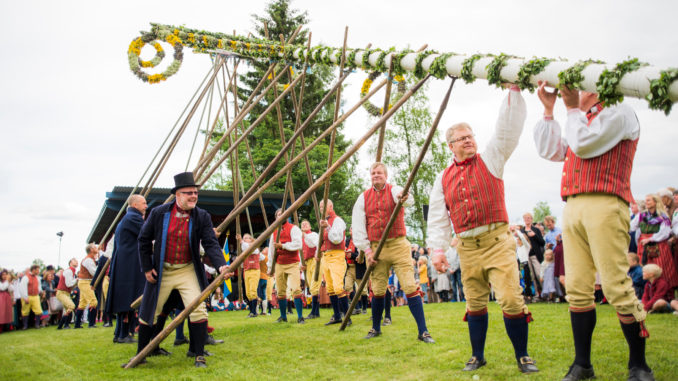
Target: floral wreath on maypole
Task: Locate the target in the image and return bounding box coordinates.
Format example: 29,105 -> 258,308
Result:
128,30 -> 184,84
359,72 -> 407,117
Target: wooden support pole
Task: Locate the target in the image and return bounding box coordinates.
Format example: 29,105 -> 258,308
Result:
375,58 -> 395,162
122,73 -> 431,370
340,76 -> 455,331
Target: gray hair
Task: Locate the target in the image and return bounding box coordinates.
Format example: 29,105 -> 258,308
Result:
128,194 -> 145,206
369,162 -> 388,176
445,123 -> 473,144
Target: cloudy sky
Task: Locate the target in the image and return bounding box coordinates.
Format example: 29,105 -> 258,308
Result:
1,0 -> 677,270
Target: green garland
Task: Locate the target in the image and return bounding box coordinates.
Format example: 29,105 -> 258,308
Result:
516,57 -> 551,92
375,47 -> 395,73
557,59 -> 603,90
429,52 -> 456,79
460,54 -> 484,83
596,58 -> 648,106
346,49 -> 360,69
392,49 -> 413,76
647,68 -> 678,115
486,53 -> 513,88
362,48 -> 382,70
413,50 -> 437,79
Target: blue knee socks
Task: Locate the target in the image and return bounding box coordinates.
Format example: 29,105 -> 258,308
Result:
371,296 -> 385,331
467,311 -> 488,360
407,295 -> 428,335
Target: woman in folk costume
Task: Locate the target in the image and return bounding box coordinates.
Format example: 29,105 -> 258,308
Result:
631,193 -> 678,289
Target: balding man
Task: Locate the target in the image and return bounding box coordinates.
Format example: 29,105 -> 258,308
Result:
427,85 -> 538,373
317,199 -> 349,326
107,194 -> 147,344
352,162 -> 433,343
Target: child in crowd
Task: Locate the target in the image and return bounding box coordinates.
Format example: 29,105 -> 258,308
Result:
641,264 -> 677,314
211,287 -> 227,312
540,250 -> 557,302
627,252 -> 645,299
418,257 -> 429,303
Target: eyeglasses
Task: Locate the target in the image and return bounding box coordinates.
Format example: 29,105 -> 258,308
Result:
179,191 -> 199,196
450,134 -> 475,144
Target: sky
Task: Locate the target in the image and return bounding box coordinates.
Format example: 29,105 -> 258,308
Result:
1,0 -> 677,271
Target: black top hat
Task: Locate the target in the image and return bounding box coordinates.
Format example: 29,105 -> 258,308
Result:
171,172 -> 198,194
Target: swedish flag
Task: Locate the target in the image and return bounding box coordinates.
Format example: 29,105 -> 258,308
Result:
222,236 -> 232,298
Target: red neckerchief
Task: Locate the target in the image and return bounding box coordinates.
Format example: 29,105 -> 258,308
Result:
586,102 -> 604,124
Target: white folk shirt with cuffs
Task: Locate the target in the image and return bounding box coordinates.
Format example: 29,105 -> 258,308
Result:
352,184 -> 413,251
267,222 -> 303,268
242,242 -> 264,271
56,266 -> 77,292
321,212 -> 346,252
533,103 -> 639,204
302,231 -> 319,260
78,255 -> 97,280
19,274 -> 42,299
427,89 -> 527,253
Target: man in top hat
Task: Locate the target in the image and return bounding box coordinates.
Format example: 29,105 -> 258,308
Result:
135,172 -> 229,368
352,162 -> 434,343
267,209 -> 305,324
427,85 -> 538,374
533,81 -> 653,381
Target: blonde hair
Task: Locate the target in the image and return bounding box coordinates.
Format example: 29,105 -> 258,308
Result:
544,215 -> 555,223
417,257 -> 428,266
646,193 -> 667,216
445,123 -> 473,144
627,252 -> 639,264
544,249 -> 554,260
643,263 -> 662,278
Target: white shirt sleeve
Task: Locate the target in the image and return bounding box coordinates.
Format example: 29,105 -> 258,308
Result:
390,185 -> 414,207
533,119 -> 568,162
282,225 -> 303,252
304,232 -> 319,248
204,264 -> 217,275
651,223 -> 671,242
65,268 -> 77,288
267,236 -> 274,270
672,211 -> 678,236
20,277 -> 28,299
426,171 -> 453,254
630,214 -> 639,233
327,216 -> 346,245
0,281 -> 8,292
351,193 -> 370,251
564,104 -> 640,159
481,89 -> 527,178
82,258 -> 97,277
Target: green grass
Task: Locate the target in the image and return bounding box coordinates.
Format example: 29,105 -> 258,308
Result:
1,302 -> 676,380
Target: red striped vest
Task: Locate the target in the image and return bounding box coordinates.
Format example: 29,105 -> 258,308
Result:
561,139 -> 638,204
56,267 -> 76,292
364,183 -> 407,242
346,239 -> 356,264
321,212 -> 346,252
302,232 -> 316,260
27,274 -> 39,296
442,154 -> 508,233
243,245 -> 260,271
78,254 -> 96,279
275,222 -> 300,265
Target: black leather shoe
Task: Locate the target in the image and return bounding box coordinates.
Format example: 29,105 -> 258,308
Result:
194,355 -> 207,368
562,363 -> 595,380
417,331 -> 435,344
364,328 -> 381,339
276,317 -> 287,323
149,347 -> 172,357
324,316 -> 341,325
113,337 -> 120,343
247,313 -> 257,318
118,336 -> 137,344
206,335 -> 224,345
518,356 -> 539,373
187,350 -> 213,357
305,313 -> 318,319
628,367 -> 654,381
174,337 -> 190,346
298,317 -> 306,324
382,317 -> 392,326
462,356 -> 487,371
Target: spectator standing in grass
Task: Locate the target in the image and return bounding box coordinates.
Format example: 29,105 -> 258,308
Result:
0,270 -> 14,332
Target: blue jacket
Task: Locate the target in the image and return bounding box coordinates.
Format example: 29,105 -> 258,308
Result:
137,202 -> 227,324
105,207 -> 146,314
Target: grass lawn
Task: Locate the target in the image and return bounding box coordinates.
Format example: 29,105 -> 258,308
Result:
1,302 -> 676,380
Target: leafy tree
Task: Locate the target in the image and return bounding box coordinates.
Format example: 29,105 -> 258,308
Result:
31,258 -> 45,274
370,78 -> 450,245
532,201 -> 552,224
205,0 -> 364,229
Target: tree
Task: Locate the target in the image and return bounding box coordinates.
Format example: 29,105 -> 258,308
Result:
206,0 -> 364,229
370,78 -> 450,245
31,258 -> 45,274
532,201 -> 552,224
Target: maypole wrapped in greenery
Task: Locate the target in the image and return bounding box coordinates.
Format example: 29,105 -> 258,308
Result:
128,23 -> 678,114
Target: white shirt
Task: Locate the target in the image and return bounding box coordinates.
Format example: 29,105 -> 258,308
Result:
326,215 -> 347,246
673,210 -> 678,237
514,230 -> 531,263
12,279 -> 21,299
241,242 -> 264,261
427,90 -> 526,252
630,214 -> 671,242
533,104 -> 639,162
351,184 -> 414,252
0,280 -> 12,293
19,275 -> 43,299
267,223 -> 303,268
303,231 -> 319,248
445,247 -> 460,273
62,268 -> 77,289
79,257 -> 97,279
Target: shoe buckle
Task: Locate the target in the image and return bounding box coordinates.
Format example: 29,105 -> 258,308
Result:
520,357 -> 534,365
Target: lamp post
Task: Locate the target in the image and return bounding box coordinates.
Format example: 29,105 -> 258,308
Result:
56,231 -> 64,268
